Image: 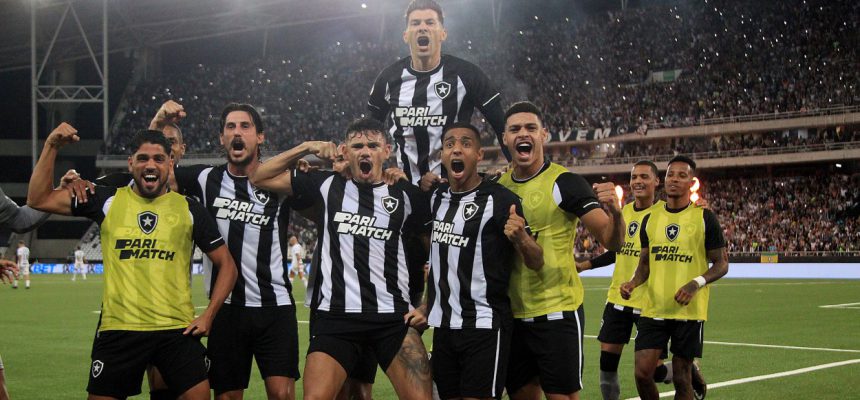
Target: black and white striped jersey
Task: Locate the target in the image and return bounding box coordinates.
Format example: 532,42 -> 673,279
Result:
290,170 -> 431,319
368,54 -> 507,185
427,180 -> 525,330
175,164 -> 297,307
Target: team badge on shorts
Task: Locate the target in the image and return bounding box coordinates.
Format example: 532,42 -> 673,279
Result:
666,223 -> 680,241
138,211 -> 158,235
382,196 -> 399,214
92,360 -> 104,378
461,201 -> 480,221
628,221 -> 640,237
434,81 -> 452,100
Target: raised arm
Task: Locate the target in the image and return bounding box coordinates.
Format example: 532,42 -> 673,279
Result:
27,123 -> 80,215
250,141 -> 338,194
149,100 -> 186,131
579,182 -> 625,252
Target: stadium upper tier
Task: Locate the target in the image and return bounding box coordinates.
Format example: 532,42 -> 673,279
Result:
104,0 -> 858,155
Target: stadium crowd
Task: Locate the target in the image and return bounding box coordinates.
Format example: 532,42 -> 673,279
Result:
107,0 -> 859,155
572,173 -> 860,257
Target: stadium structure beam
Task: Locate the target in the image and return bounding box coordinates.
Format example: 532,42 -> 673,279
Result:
31,0 -> 109,170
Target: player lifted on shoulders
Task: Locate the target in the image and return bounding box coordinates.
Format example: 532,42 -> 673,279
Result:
498,101 -> 625,400
369,0 -> 509,190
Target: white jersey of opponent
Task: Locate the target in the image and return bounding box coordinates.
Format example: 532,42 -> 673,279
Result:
74,250 -> 85,264
290,244 -> 303,268
17,247 -> 30,266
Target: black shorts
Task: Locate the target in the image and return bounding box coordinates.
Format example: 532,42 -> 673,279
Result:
598,302 -> 640,344
506,306 -> 585,395
432,327 -> 510,400
207,304 -> 300,391
87,329 -> 207,398
348,347 -> 378,384
635,317 -> 704,360
307,311 -> 408,373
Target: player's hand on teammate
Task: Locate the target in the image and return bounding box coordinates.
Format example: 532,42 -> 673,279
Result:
404,305 -> 428,332
66,178 -> 96,204
504,205 -> 530,244
674,281 -> 700,305
46,123 -> 79,149
0,260 -> 19,284
486,165 -> 509,181
619,281 -> 636,300
293,159 -> 317,173
184,312 -> 214,337
59,169 -> 81,189
151,100 -> 186,129
593,182 -> 622,214
419,172 -> 447,192
383,168 -> 407,185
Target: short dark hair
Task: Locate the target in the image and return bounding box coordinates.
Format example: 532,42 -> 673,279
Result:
505,101 -> 543,124
130,130 -> 172,155
405,0 -> 444,25
633,160 -> 659,178
668,155 -> 696,173
220,103 -> 265,134
345,117 -> 389,143
442,122 -> 482,145
162,122 -> 183,143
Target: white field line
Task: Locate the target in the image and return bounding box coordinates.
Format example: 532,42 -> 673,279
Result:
580,334 -> 860,354
624,359 -> 860,400
819,302 -> 860,309
582,281 -> 859,291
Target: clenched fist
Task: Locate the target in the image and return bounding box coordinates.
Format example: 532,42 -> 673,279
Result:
593,182 -> 621,213
504,204 -> 528,244
46,123 -> 79,149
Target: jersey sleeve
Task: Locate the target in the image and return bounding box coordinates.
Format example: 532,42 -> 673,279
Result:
94,172 -> 132,187
589,251 -> 617,269
71,185 -> 118,224
290,170 -> 331,204
399,179 -> 432,233
639,213 -> 651,248
187,197 -> 225,253
466,63 -> 510,160
367,68 -> 392,122
703,209 -> 727,250
174,165 -> 209,198
554,173 -> 601,218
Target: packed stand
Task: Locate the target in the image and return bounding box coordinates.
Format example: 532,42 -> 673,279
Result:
107,0 -> 859,155
575,173 -> 860,258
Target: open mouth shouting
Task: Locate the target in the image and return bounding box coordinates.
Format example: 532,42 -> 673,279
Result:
416,36 -> 430,50
514,140 -> 534,160
358,159 -> 373,176
450,159 -> 465,174
230,138 -> 246,157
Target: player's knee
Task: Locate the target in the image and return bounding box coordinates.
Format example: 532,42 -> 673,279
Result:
265,385 -> 293,400
634,364 -> 654,383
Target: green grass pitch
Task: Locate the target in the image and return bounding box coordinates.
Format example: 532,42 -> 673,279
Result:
2,275 -> 859,399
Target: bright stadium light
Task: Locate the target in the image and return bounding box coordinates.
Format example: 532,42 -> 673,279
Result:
361,3 -> 367,8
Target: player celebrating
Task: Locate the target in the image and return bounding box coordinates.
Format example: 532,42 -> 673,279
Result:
250,117 -> 433,400
73,245 -> 87,281
368,0 -> 508,189
498,102 -> 625,400
620,156 -> 728,400
416,122 -> 543,399
149,101 -> 305,400
28,124 -> 238,400
13,241 -> 30,289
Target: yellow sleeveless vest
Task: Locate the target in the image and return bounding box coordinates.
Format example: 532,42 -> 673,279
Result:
99,187 -> 196,331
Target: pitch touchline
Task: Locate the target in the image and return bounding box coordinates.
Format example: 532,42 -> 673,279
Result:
819,302 -> 860,309
624,359 -> 860,399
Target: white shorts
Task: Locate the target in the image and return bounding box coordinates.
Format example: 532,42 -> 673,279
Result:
290,263 -> 304,274
75,263 -> 85,271
19,264 -> 29,275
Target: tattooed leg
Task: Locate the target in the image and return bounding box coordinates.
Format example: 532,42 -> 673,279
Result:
385,328 -> 432,400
